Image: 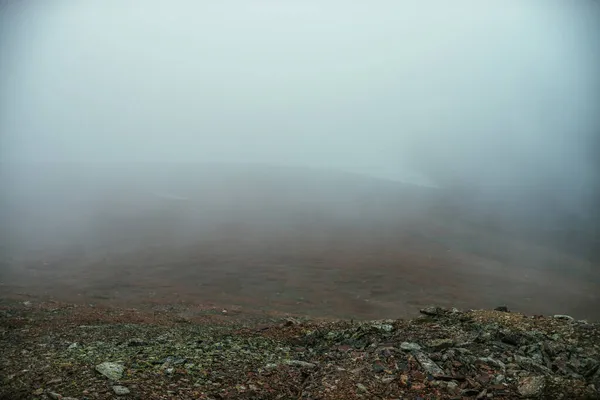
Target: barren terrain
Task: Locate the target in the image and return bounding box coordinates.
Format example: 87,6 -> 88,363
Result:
1,164 -> 598,321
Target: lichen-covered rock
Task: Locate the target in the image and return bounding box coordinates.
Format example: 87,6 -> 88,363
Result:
112,385 -> 130,395
95,362 -> 124,380
283,359 -> 317,369
400,342 -> 421,351
428,338 -> 454,350
518,375 -> 546,397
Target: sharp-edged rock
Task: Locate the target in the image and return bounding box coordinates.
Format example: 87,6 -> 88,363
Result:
518,375 -> 546,398
95,362 -> 124,380
414,350 -> 446,377
112,385 -> 130,395
400,342 -> 422,351
553,314 -> 574,321
284,359 -> 317,369
420,306 -> 444,316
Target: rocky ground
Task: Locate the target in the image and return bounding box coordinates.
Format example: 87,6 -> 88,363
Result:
1,299 -> 599,400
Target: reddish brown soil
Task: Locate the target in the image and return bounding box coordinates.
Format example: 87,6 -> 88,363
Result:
3,222 -> 599,322
2,164 -> 598,321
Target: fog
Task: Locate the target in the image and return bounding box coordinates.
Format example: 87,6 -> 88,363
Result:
1,1 -> 599,318
2,1 -> 599,183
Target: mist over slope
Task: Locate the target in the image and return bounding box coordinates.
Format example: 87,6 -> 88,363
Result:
1,162 -> 597,267
1,162 -> 437,251
0,162 -> 598,320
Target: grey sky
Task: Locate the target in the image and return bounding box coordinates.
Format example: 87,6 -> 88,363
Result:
1,0 -> 599,188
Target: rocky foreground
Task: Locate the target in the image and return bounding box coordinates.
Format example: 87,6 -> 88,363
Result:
1,300 -> 599,399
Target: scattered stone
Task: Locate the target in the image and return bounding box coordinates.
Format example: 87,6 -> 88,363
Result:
126,338 -> 147,347
67,342 -> 78,350
284,317 -> 300,326
2,304 -> 599,399
553,315 -> 574,321
428,338 -> 454,351
112,385 -> 130,395
95,362 -> 124,380
356,383 -> 368,393
414,351 -> 445,376
400,342 -> 422,351
499,331 -> 521,346
161,356 -> 186,365
22,301 -> 32,307
372,361 -> 386,373
372,323 -> 394,332
518,376 -> 546,398
284,360 -> 317,369
420,306 -> 443,316
477,357 -> 506,370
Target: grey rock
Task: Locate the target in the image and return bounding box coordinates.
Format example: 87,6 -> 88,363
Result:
112,385 -> 130,395
553,315 -> 574,321
477,332 -> 493,342
95,362 -> 124,380
48,394 -> 78,400
428,338 -> 454,351
160,356 -> 186,365
371,323 -> 394,333
414,351 -> 445,376
447,381 -> 459,392
284,360 -> 317,369
126,338 -> 147,347
356,383 -> 368,393
372,361 -> 386,373
420,306 -> 444,316
283,317 -> 300,327
518,376 -> 546,398
477,357 -> 506,370
514,355 -> 552,374
400,342 -> 422,351
494,306 -> 509,312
